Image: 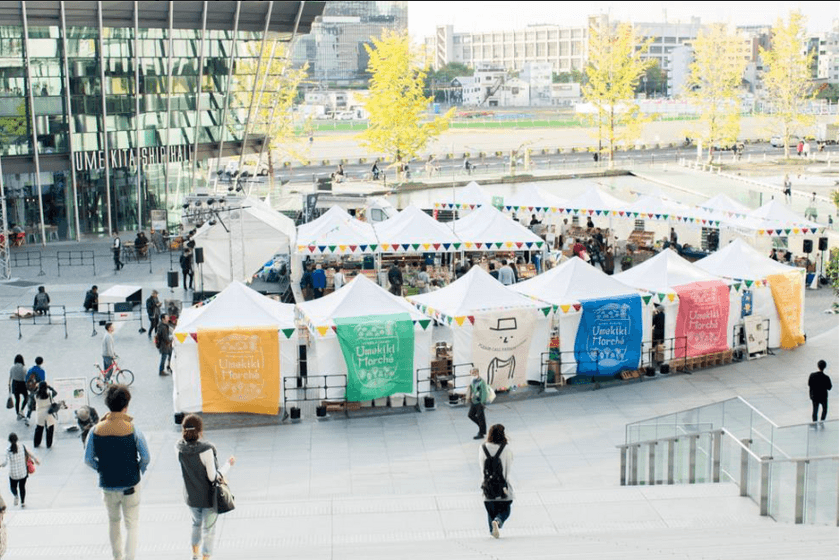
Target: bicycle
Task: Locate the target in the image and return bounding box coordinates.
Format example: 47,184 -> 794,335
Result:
90,358 -> 134,395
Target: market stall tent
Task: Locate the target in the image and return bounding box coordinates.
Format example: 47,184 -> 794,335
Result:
296,274 -> 433,402
614,249 -> 740,362
192,196 -> 296,292
502,185 -> 568,215
433,181 -> 492,211
697,193 -> 752,217
373,204 -> 462,253
511,257 -> 651,377
407,266 -> 551,388
452,204 -> 545,251
695,238 -> 805,348
171,282 -> 298,414
295,205 -> 379,256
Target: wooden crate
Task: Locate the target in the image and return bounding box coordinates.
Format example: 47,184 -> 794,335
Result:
322,400 -> 361,412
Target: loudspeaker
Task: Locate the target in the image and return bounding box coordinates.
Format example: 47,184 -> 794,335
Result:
644,367 -> 656,377
167,271 -> 179,288
315,405 -> 327,417
803,239 -> 813,254
194,247 -> 204,264
660,364 -> 670,374
298,345 -> 307,376
424,396 -> 435,409
174,412 -> 185,425
819,237 -> 828,251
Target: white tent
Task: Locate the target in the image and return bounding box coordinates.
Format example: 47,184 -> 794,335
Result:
695,238 -> 805,348
698,193 -> 752,217
171,282 -> 299,413
624,193 -> 703,222
373,204 -> 462,253
502,185 -> 568,214
452,204 -> 545,251
407,266 -> 551,388
296,275 -> 433,402
565,185 -> 628,213
614,249 -> 740,361
747,199 -> 821,229
511,257 -> 652,377
295,205 -> 379,256
434,181 -> 492,210
193,196 -> 296,292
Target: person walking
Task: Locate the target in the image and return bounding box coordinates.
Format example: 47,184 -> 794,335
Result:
24,357 -> 46,427
112,232 -> 123,271
311,264 -> 326,299
497,260 -> 515,286
783,174 -> 792,203
0,433 -> 38,508
466,368 -> 489,440
84,385 -> 150,560
416,266 -> 431,294
146,290 -> 162,340
388,262 -> 404,296
176,414 -> 235,560
479,424 -> 513,539
180,249 -> 195,291
8,356 -> 28,420
332,267 -> 346,291
157,315 -> 173,376
32,286 -> 50,315
102,323 -> 117,381
299,265 -> 313,301
808,360 -> 832,423
32,382 -> 58,449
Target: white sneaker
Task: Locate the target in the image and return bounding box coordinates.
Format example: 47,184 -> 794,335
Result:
13,496 -> 18,506
491,519 -> 500,539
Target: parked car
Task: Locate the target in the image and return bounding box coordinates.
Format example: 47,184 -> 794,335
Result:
770,135 -> 801,148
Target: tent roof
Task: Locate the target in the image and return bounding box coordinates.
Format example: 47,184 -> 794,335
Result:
297,274 -> 426,324
698,193 -> 752,216
504,185 -> 568,210
407,266 -> 540,317
296,205 -> 378,249
193,195 -> 296,244
452,205 -> 544,246
435,181 -> 492,207
624,193 -> 700,219
747,199 -> 821,228
565,186 -> 628,212
614,248 -> 726,293
175,282 -> 295,333
694,238 -> 801,280
373,204 -> 461,247
511,256 -> 639,304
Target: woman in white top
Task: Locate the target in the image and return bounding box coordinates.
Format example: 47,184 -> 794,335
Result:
176,414 -> 235,560
479,424 -> 513,538
0,433 -> 38,508
332,268 -> 346,291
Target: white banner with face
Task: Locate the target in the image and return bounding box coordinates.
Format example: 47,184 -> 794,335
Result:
472,309 -> 536,390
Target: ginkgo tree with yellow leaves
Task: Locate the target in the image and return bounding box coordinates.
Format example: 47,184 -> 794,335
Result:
583,21 -> 653,167
760,10 -> 816,159
685,24 -> 747,162
358,31 -> 454,177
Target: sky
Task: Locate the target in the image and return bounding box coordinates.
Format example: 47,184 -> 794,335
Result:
407,1 -> 839,39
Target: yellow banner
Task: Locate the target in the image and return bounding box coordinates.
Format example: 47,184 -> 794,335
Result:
766,271 -> 805,350
197,327 -> 280,415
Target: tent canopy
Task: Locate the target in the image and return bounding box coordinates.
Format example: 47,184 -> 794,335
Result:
565,186 -> 628,212
295,205 -> 378,252
373,204 -> 462,250
192,196 -> 296,291
503,185 -> 568,211
435,181 -> 492,207
297,274 -> 427,325
695,238 -> 801,280
698,193 -> 752,216
407,266 -> 540,317
176,281 -> 296,334
452,204 -> 544,248
512,256 -> 639,304
624,193 -> 700,220
746,199 -> 821,229
614,248 -> 727,293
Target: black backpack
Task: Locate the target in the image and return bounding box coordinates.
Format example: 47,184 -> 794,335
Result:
481,442 -> 507,500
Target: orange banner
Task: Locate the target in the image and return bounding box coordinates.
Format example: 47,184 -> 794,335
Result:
197,327 -> 280,415
766,271 -> 805,350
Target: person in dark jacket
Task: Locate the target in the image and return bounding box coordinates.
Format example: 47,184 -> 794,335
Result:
84,385 -> 150,560
180,249 -> 194,290
489,262 -> 499,280
33,286 -> 50,315
146,291 -> 161,340
177,414 -> 235,560
388,263 -> 403,296
156,315 -> 173,376
808,360 -> 832,423
311,264 -> 326,299
299,265 -> 313,301
83,285 -> 99,312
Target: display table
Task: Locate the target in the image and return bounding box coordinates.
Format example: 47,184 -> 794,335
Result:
99,285 -> 142,313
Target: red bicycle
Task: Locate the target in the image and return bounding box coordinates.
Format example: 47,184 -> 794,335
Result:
90,358 -> 134,395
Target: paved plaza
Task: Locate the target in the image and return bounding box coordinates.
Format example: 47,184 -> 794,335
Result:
0,165 -> 838,559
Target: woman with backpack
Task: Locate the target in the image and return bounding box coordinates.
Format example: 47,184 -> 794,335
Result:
0,433 -> 39,508
479,424 -> 513,539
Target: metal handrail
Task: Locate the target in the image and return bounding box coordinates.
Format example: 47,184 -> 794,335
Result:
626,396 -> 779,437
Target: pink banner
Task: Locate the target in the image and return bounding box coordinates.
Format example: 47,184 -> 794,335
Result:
674,281 -> 730,358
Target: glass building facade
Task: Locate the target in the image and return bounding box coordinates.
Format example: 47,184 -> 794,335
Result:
0,1 -> 324,244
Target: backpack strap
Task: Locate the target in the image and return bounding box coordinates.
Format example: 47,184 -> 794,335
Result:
493,442 -> 506,459
482,444 -> 491,459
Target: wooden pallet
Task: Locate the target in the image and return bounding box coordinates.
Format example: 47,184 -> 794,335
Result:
321,400 -> 361,412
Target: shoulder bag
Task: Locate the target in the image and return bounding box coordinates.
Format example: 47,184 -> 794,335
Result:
213,476 -> 235,514
24,447 -> 35,475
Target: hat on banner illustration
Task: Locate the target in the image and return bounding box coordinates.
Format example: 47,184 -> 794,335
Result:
488,317 -> 518,331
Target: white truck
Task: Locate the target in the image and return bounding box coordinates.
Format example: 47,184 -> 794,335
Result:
816,122 -> 838,145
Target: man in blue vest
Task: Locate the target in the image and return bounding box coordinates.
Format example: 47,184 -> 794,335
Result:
84,385 -> 150,560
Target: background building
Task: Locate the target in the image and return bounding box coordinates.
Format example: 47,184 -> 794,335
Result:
0,0 -> 324,242
293,1 -> 407,86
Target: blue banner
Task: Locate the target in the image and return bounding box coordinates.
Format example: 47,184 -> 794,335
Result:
573,295 -> 643,377
741,290 -> 753,317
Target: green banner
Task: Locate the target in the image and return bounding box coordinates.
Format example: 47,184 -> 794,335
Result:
335,313 -> 415,402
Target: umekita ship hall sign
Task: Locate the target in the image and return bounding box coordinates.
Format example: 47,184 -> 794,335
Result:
73,144 -> 194,172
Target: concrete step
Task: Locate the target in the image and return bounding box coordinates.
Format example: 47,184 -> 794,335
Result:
3,483 -> 836,559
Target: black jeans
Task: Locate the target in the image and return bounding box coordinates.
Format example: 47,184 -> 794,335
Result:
159,351 -> 172,373
468,403 -> 486,436
182,269 -> 194,290
812,398 -> 828,422
148,314 -> 159,339
484,501 -> 512,532
11,380 -> 27,416
9,476 -> 27,504
34,424 -> 54,448
113,249 -> 122,270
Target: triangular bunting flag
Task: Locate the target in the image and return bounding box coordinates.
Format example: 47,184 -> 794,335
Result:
359,245 -> 367,252
453,243 -> 461,249
541,307 -> 551,317
667,294 -> 676,302
369,244 -> 377,251
657,293 -> 666,302
442,243 -> 450,250
338,245 -> 347,252
465,242 -> 474,249
328,245 -> 337,253
455,317 -> 466,327
401,244 -> 411,251
317,245 -> 326,253
572,304 -> 581,312
316,326 -> 330,337
418,319 -> 431,330
349,245 -> 357,252
468,316 -> 475,325
190,332 -> 198,342
733,283 -> 741,292
745,280 -> 753,288
560,304 -> 571,314
175,332 -> 188,344
381,244 -> 390,251
525,242 -> 533,249
308,245 -> 316,252
515,242 -> 523,249
281,328 -> 295,339
536,241 -> 543,248
422,244 -> 430,250
641,295 -> 652,305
